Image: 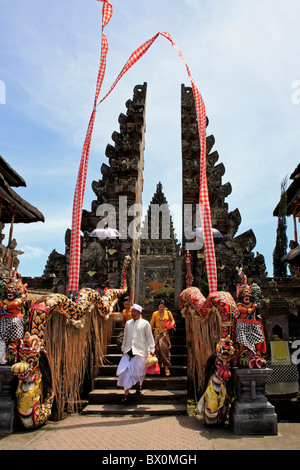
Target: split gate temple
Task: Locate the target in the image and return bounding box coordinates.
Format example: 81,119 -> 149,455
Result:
43,82 -> 267,307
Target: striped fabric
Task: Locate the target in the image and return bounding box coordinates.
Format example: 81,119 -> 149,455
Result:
68,1 -> 112,292
68,0 -> 217,293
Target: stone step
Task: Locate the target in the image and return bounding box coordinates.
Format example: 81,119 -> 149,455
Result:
106,343 -> 187,355
112,320 -> 185,329
88,388 -> 187,404
111,334 -> 186,345
141,317 -> 186,327
142,309 -> 183,318
81,403 -> 187,416
103,353 -> 187,365
111,328 -> 186,344
97,364 -> 187,377
82,309 -> 188,417
93,375 -> 187,390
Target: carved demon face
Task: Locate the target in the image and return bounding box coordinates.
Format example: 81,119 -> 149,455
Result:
6,281 -> 18,301
237,284 -> 253,305
11,332 -> 41,380
5,273 -> 27,302
216,335 -> 235,363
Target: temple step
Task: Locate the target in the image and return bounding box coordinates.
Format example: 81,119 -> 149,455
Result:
81,403 -> 187,416
81,310 -> 188,416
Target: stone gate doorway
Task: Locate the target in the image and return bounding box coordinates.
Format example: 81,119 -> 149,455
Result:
44,82 -> 267,302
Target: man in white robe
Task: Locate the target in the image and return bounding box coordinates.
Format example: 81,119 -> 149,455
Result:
117,303 -> 155,403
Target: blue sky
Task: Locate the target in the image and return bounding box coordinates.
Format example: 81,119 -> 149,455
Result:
0,0 -> 299,279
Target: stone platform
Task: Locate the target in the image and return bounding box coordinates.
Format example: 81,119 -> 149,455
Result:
230,368 -> 278,435
0,365 -> 17,434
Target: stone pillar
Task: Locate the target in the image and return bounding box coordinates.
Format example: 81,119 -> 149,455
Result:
174,256 -> 183,306
230,368 -> 278,435
0,365 -> 17,433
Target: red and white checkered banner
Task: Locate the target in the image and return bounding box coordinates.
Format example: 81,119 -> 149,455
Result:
68,0 -> 112,292
68,0 -> 217,293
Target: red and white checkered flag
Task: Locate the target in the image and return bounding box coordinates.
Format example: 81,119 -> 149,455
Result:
68,1 -> 112,292
68,1 -> 218,293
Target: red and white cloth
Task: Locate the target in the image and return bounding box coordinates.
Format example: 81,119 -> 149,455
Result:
68,0 -> 112,292
68,0 -> 217,293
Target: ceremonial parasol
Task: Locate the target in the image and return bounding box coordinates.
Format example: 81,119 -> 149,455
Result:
89,225 -> 121,278
191,227 -> 223,239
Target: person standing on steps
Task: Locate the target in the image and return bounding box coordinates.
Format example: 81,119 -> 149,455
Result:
116,303 -> 155,404
116,296 -> 132,348
121,296 -> 143,325
121,296 -> 132,326
117,296 -> 142,348
150,299 -> 175,377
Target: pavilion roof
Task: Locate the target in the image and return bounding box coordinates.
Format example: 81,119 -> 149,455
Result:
0,156 -> 45,224
273,164 -> 300,218
0,155 -> 26,187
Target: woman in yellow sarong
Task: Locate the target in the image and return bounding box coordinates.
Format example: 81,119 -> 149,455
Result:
150,299 -> 175,376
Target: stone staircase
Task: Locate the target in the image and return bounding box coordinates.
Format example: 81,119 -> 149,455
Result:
82,309 -> 187,416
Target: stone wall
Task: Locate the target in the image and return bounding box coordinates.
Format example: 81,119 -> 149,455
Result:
181,84 -> 267,293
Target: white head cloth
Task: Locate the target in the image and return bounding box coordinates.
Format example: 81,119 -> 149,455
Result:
132,303 -> 143,313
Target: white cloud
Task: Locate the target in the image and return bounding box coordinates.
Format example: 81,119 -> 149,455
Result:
21,245 -> 48,260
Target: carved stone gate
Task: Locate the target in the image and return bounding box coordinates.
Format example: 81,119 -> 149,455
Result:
44,82 -> 267,300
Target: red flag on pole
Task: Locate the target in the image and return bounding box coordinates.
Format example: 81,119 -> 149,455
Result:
68,1 -> 112,292
68,1 -> 218,293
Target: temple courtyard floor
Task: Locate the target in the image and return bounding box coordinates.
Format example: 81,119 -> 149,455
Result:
0,413 -> 300,452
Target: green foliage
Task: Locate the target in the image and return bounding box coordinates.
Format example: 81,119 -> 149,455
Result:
273,177 -> 288,277
187,399 -> 200,417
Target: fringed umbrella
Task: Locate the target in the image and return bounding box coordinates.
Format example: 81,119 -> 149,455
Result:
89,225 -> 121,278
191,227 -> 223,239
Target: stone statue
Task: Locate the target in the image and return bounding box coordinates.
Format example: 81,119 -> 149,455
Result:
0,272 -> 27,364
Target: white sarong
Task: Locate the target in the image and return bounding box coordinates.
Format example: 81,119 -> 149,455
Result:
117,354 -> 147,391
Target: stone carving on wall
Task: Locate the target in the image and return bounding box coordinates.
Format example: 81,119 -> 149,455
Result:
181,84 -> 267,293
42,83 -> 267,302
